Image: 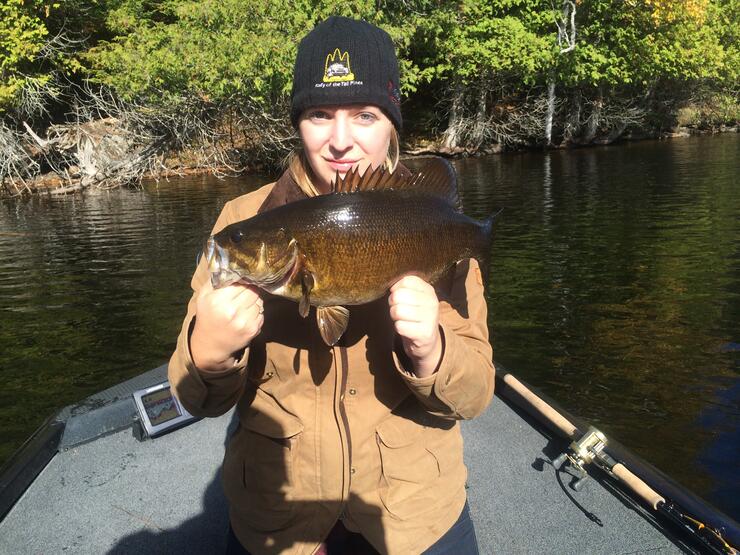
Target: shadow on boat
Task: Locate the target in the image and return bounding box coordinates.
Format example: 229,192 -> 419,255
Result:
106,411 -> 389,555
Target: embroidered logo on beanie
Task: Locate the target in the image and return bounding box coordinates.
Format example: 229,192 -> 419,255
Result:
323,49 -> 354,83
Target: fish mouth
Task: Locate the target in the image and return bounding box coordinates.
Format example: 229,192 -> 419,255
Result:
205,237 -> 243,288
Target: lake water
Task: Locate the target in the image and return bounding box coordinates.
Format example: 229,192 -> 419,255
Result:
1,134 -> 738,519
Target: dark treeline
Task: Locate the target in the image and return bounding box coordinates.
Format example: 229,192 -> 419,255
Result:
1,0 -> 738,195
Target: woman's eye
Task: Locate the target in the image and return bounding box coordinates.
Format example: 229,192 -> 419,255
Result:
309,110 -> 330,120
358,112 -> 377,123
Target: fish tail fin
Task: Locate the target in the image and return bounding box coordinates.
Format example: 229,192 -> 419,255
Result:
476,208 -> 503,284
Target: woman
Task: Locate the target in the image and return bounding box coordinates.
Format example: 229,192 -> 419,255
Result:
168,16 -> 494,555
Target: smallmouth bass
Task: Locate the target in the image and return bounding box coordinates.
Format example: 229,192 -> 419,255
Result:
206,158 -> 498,345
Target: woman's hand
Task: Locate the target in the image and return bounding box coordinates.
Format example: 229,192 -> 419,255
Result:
189,281 -> 264,373
388,276 -> 443,378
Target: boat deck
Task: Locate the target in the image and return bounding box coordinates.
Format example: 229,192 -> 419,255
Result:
0,367 -> 687,554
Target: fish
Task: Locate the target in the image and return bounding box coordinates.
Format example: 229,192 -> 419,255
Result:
205,157 -> 499,345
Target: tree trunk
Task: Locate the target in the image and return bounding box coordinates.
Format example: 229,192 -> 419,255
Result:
470,86 -> 487,148
548,0 -> 577,146
443,83 -> 465,149
545,80 -> 556,146
582,90 -> 603,143
563,91 -> 582,144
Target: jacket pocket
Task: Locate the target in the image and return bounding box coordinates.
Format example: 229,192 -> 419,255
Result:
376,416 -> 441,520
228,389 -> 304,532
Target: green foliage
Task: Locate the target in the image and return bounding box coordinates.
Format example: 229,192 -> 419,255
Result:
1,0 -> 738,137
676,92 -> 740,127
407,0 -> 552,88
0,0 -> 50,110
85,0 -> 413,105
0,0 -> 110,113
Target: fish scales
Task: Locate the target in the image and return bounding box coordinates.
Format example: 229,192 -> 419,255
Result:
285,191 -> 478,304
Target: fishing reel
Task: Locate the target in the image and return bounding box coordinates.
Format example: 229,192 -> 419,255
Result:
553,426 -> 616,491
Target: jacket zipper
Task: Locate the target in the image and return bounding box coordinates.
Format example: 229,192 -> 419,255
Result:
335,345 -> 352,519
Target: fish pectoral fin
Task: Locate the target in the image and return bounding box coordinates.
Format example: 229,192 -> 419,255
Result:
299,270 -> 314,318
316,306 -> 350,346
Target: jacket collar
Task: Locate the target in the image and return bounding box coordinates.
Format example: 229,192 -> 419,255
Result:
257,170 -> 308,214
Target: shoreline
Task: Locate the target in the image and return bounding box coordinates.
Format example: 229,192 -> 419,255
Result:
3,124 -> 737,197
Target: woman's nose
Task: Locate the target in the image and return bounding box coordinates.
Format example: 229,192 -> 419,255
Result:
329,118 -> 353,152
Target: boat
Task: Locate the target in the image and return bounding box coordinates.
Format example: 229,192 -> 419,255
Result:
0,363 -> 737,554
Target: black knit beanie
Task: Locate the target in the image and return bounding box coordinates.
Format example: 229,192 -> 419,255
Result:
290,16 -> 402,130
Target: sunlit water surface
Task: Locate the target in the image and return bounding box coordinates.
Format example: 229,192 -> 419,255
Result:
1,134 -> 738,518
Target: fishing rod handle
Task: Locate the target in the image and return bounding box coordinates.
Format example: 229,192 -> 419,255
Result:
612,463 -> 665,510
502,374 -> 577,438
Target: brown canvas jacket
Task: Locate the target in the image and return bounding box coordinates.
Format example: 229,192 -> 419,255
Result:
168,171 -> 495,555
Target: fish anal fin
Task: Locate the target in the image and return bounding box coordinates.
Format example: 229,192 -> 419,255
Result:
299,270 -> 314,318
316,306 -> 350,346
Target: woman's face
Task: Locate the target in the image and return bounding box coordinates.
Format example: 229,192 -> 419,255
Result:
298,105 -> 393,193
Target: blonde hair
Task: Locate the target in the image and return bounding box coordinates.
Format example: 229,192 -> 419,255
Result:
287,128 -> 400,198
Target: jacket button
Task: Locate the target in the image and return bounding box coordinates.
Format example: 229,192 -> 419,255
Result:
266,371 -> 274,378
348,388 -> 357,395
350,467 -> 356,474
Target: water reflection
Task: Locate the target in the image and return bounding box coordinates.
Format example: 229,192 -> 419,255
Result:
0,175 -> 267,464
0,136 -> 738,519
455,136 -> 739,518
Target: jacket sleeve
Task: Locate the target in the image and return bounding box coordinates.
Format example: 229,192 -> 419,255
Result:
393,259 -> 495,420
167,199 -> 252,418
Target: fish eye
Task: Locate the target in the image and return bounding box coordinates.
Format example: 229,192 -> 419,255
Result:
230,229 -> 244,243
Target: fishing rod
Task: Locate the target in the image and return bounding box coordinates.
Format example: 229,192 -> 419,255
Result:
499,372 -> 739,555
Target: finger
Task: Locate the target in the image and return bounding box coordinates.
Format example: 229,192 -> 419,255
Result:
234,297 -> 264,322
213,283 -> 260,305
232,285 -> 262,306
390,288 -> 439,312
232,309 -> 265,338
389,303 -> 427,323
390,275 -> 433,293
388,288 -> 430,308
250,298 -> 265,317
236,283 -> 262,297
394,320 -> 436,342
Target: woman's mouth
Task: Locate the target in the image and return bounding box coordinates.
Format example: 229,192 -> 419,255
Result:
325,158 -> 359,173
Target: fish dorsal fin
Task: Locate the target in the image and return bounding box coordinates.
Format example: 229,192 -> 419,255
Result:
406,157 -> 461,211
331,158 -> 461,210
331,165 -> 408,194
